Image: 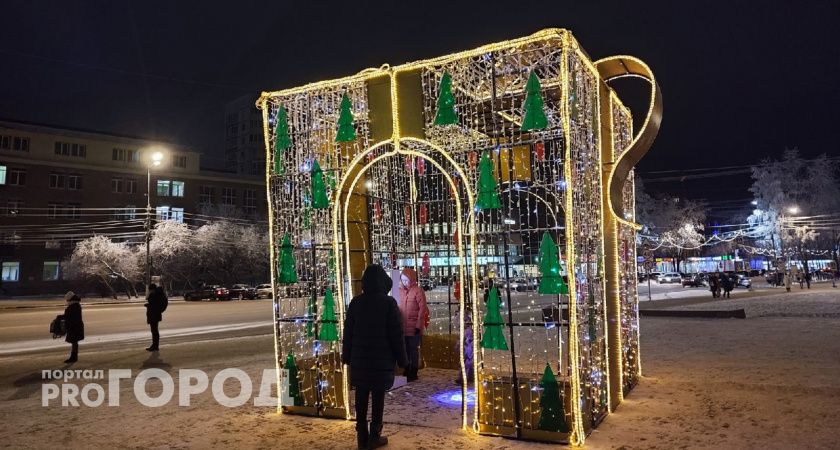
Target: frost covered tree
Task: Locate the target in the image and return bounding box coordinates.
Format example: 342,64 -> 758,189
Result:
62,236 -> 142,299
747,149 -> 840,273
149,221 -> 196,292
635,179 -> 706,272
191,221 -> 269,287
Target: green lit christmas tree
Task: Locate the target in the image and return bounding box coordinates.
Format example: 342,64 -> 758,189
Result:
538,232 -> 568,294
335,93 -> 356,142
319,288 -> 339,341
433,71 -> 458,126
475,152 -> 501,210
480,286 -> 508,350
521,71 -> 548,131
311,160 -> 329,209
537,364 -> 569,433
273,106 -> 291,176
277,234 -> 298,284
284,352 -> 303,406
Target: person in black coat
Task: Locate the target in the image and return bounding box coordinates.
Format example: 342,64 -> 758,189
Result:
61,291 -> 84,363
342,265 -> 408,450
145,284 -> 168,351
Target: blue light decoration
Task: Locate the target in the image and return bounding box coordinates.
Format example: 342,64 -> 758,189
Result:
432,388 -> 476,407
555,179 -> 567,191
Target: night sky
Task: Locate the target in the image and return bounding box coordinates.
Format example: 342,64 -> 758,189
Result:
1,1 -> 838,213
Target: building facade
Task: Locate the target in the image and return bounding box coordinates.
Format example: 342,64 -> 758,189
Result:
224,93 -> 264,176
0,119 -> 266,295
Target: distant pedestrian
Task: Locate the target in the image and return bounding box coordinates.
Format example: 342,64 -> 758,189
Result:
784,272 -> 792,292
60,291 -> 84,363
721,274 -> 734,299
805,271 -> 812,289
342,265 -> 408,450
709,274 -> 719,298
144,284 -> 168,351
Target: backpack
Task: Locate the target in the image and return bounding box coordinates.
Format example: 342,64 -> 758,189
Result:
160,292 -> 169,313
50,315 -> 66,338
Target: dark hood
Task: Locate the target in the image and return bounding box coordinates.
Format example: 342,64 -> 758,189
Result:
361,265 -> 392,294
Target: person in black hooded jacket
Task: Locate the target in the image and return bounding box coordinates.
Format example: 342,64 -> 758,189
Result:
342,265 -> 408,450
61,291 -> 84,363
145,284 -> 168,351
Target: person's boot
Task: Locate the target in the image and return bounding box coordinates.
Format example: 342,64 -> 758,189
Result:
355,420 -> 368,450
64,352 -> 77,364
368,422 -> 387,449
406,367 -> 418,382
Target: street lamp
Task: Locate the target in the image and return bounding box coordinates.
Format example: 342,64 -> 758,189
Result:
787,206 -> 800,214
145,148 -> 165,292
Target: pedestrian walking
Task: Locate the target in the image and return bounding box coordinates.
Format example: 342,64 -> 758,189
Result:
144,284 -> 168,351
784,271 -> 792,292
709,274 -> 719,298
342,265 -> 408,450
721,274 -> 734,299
397,267 -> 429,382
60,291 -> 84,363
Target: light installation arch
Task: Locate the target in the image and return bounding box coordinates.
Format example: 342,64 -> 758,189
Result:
258,28 -> 661,445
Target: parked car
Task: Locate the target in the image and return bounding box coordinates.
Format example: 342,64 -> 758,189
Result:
658,272 -> 683,284
419,278 -> 436,291
255,283 -> 273,299
765,271 -> 784,286
648,272 -> 663,283
681,274 -> 706,287
229,284 -> 257,300
497,278 -> 532,292
734,274 -> 752,288
184,285 -> 230,301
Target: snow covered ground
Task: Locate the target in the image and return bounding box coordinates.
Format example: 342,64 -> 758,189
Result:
1,288 -> 838,449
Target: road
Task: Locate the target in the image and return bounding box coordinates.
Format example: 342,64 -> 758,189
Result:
0,298 -> 273,357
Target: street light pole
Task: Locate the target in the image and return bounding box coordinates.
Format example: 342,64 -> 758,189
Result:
144,150 -> 164,294
146,166 -> 152,291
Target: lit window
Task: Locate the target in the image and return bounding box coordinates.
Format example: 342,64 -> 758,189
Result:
157,180 -> 171,196
1,262 -> 20,282
156,206 -> 170,220
170,207 -> 184,223
0,166 -> 5,185
171,181 -> 185,197
43,261 -> 60,281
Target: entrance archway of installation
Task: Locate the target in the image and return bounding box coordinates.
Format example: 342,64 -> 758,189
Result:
330,137 -> 479,430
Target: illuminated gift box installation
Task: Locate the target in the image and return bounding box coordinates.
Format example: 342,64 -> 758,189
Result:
258,28 -> 661,446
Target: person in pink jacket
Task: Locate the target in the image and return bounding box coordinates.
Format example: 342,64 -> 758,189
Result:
398,267 -> 428,382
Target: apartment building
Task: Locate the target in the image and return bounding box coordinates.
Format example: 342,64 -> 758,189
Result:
0,119 -> 266,295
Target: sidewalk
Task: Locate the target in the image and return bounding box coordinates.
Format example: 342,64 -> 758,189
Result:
0,296 -> 186,310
